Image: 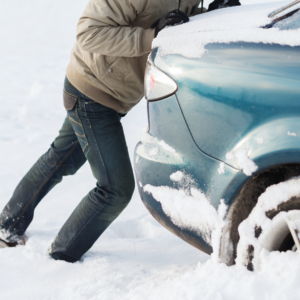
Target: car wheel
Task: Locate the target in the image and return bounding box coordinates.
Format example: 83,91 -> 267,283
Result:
218,164 -> 300,270
238,197 -> 300,271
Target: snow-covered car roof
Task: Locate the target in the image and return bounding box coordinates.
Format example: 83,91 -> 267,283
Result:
153,0 -> 300,58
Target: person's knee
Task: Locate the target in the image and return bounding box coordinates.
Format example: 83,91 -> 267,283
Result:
122,174 -> 135,204
89,170 -> 135,209
111,174 -> 135,208
110,172 -> 135,207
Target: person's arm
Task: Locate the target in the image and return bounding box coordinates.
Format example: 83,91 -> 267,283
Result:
76,0 -> 154,57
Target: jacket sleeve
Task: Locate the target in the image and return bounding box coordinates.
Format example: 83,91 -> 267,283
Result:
76,0 -> 154,57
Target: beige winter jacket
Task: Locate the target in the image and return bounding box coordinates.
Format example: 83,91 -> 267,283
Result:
67,0 -> 203,113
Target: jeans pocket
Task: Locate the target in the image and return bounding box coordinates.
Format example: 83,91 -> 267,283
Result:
63,91 -> 77,111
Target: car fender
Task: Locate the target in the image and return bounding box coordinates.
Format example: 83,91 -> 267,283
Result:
227,117 -> 300,171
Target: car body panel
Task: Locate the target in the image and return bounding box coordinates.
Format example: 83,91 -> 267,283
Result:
152,43 -> 300,170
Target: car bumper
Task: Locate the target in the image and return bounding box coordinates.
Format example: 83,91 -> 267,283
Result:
134,95 -> 245,253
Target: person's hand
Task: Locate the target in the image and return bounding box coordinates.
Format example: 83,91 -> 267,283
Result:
151,10 -> 189,37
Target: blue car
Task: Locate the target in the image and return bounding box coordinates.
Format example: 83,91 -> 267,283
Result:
134,1 -> 300,270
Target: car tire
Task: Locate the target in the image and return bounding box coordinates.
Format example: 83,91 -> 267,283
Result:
238,197 -> 300,271
218,164 -> 300,270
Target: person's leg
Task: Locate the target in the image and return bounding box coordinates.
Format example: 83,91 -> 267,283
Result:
48,79 -> 135,263
0,116 -> 86,242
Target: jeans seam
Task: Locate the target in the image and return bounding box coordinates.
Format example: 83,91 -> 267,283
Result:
82,144 -> 88,153
68,115 -> 83,127
82,100 -> 111,190
72,105 -> 90,156
75,132 -> 86,138
8,141 -> 81,232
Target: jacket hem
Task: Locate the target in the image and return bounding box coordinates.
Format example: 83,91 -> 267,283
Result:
66,63 -> 129,114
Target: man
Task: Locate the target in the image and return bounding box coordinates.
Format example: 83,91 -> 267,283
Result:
0,0 -> 204,262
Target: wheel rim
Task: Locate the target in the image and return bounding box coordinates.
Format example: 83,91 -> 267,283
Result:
260,210 -> 300,252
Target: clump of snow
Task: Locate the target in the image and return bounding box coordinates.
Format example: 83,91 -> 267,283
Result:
0,229 -> 12,242
139,181 -> 143,188
0,227 -> 25,243
160,140 -> 176,153
140,131 -> 176,153
190,187 -> 206,200
288,131 -> 297,136
236,176 -> 300,268
169,171 -> 197,192
170,171 -> 185,182
248,176 -> 300,215
211,199 -> 229,263
153,1 -> 300,58
226,149 -> 258,176
217,162 -> 225,174
256,137 -> 265,144
148,147 -> 159,156
218,199 -> 228,220
144,181 -> 228,259
144,184 -> 220,245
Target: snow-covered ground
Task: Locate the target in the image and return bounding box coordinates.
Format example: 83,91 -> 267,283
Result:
1,0 -> 300,299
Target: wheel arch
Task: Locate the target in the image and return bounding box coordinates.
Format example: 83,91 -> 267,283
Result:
226,117 -> 300,170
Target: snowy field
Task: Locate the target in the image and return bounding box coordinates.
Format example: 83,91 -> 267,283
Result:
1,0 -> 300,299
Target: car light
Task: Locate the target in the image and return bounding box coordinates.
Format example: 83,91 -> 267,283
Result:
144,61 -> 178,101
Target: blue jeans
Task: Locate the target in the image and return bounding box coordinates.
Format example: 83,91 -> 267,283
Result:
0,77 -> 135,262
